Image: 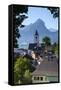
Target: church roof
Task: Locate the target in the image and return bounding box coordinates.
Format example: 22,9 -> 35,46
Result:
28,43 -> 37,50
28,43 -> 42,50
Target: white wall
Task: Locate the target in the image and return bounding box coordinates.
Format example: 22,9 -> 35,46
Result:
0,0 -> 61,90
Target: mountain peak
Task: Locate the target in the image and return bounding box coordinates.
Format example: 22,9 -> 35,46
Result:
35,18 -> 45,25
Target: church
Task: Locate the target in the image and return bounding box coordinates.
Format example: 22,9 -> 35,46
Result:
28,30 -> 45,56
29,30 -> 40,49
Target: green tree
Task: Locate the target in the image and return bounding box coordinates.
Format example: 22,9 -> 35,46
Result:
52,43 -> 58,55
13,5 -> 28,48
47,7 -> 59,18
42,36 -> 51,46
14,57 -> 35,84
23,70 -> 32,84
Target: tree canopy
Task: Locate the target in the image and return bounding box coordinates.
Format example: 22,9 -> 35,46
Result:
47,7 -> 59,18
14,56 -> 35,84
13,5 -> 28,48
42,36 -> 51,46
52,42 -> 58,55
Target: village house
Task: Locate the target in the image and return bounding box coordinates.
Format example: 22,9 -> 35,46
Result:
32,59 -> 58,83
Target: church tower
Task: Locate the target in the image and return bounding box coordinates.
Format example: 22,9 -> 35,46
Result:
34,30 -> 39,46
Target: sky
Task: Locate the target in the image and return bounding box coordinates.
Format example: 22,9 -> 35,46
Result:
18,6 -> 58,49
22,7 -> 58,30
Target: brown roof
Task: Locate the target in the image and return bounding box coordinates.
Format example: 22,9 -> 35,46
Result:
32,60 -> 58,76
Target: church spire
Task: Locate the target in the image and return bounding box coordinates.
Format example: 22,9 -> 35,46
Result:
34,30 -> 39,46
35,30 -> 38,35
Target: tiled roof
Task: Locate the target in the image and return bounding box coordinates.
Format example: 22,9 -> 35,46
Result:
32,60 -> 58,76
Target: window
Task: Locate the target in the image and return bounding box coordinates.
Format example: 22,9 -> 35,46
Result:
34,76 -> 44,81
37,77 -> 39,80
34,76 -> 39,80
40,77 -> 43,81
34,77 -> 36,80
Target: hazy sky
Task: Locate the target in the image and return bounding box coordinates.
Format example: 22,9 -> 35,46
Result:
22,7 -> 58,30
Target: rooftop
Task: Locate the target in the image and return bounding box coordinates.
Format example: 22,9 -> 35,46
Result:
32,59 -> 58,76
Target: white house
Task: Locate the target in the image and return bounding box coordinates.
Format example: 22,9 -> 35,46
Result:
32,59 -> 58,83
